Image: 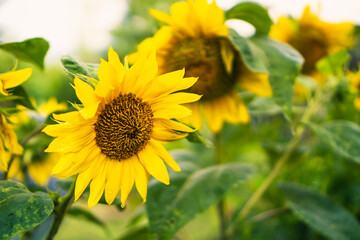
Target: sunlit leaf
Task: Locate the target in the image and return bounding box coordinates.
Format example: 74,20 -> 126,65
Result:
0,38 -> 49,69
316,50 -> 349,75
61,56 -> 98,85
0,180 -> 54,240
226,2 -> 273,35
280,182 -> 360,240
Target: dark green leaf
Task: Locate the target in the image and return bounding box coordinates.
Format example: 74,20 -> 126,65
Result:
0,38 -> 49,69
61,56 -> 98,84
229,29 -> 268,73
0,180 -> 54,240
9,86 -> 35,110
279,182 -> 360,240
186,131 -> 213,148
316,51 -> 349,75
0,95 -> 22,102
226,2 -> 273,35
251,36 -> 304,119
147,163 -> 255,239
307,121 -> 360,164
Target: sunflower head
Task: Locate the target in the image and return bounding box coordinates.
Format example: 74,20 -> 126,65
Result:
129,0 -> 272,132
347,68 -> 360,110
270,6 -> 354,76
43,47 -> 201,207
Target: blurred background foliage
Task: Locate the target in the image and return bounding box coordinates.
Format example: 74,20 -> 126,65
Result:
1,0 -> 360,239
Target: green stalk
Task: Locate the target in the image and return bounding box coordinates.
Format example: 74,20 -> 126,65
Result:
46,178 -> 76,240
215,132 -> 227,240
236,83 -> 325,221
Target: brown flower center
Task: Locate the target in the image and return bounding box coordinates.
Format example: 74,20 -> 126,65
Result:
160,37 -> 239,101
94,93 -> 153,160
290,26 -> 328,74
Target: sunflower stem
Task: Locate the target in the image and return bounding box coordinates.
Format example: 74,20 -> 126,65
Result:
236,82 -> 325,222
2,125 -> 44,180
215,132 -> 227,240
45,178 -> 76,240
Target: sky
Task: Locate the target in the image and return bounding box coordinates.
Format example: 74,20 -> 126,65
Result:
0,0 -> 359,63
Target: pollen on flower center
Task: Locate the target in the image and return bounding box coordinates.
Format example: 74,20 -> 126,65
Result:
94,93 -> 153,160
161,37 -> 238,101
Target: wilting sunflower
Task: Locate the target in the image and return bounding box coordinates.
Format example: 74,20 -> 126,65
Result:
129,0 -> 272,133
0,67 -> 32,171
6,98 -> 67,184
43,47 -> 200,207
270,6 -> 354,79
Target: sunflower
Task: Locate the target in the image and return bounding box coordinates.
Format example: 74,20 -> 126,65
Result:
6,97 -> 67,185
269,6 -> 354,79
129,0 -> 272,133
347,69 -> 360,110
43,47 -> 200,208
0,67 -> 32,171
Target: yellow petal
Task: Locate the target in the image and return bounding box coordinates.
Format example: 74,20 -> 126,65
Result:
203,101 -> 224,133
138,146 -> 169,185
133,159 -> 150,203
148,139 -> 181,172
120,157 -> 136,207
0,68 -> 32,90
152,127 -> 188,142
88,161 -> 107,208
95,59 -> 116,98
154,118 -> 194,132
180,103 -> 203,130
74,77 -> 98,107
79,101 -> 100,119
149,92 -> 201,105
153,104 -> 192,119
104,160 -> 122,205
75,158 -> 104,201
149,8 -> 172,25
238,65 -> 272,97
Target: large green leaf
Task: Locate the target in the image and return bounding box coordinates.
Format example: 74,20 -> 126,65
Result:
251,36 -> 303,118
61,56 -> 98,85
0,38 -> 49,69
225,2 -> 273,35
0,180 -> 54,240
279,182 -> 360,240
147,163 -> 255,239
307,121 -> 360,164
229,29 -> 268,74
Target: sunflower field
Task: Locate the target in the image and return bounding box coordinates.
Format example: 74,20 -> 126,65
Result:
1,0 -> 360,239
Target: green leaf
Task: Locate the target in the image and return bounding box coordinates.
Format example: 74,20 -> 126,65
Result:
68,207 -> 109,235
0,180 -> 54,240
251,36 -> 304,119
279,182 -> 360,240
316,50 -> 349,75
229,29 -> 268,73
147,163 -> 255,239
61,56 -> 98,85
0,38 -> 49,69
307,121 -> 360,165
186,130 -> 213,148
225,2 -> 273,35
10,86 -> 35,110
